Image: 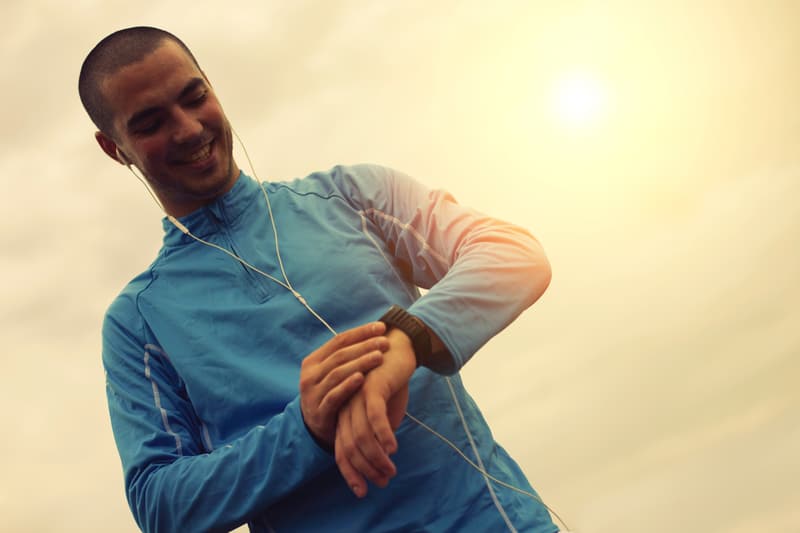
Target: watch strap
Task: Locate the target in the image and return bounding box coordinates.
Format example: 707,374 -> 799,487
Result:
378,305 -> 432,368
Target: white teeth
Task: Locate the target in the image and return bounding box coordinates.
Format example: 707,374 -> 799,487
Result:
183,143 -> 212,163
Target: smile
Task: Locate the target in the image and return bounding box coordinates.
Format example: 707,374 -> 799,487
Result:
176,141 -> 213,164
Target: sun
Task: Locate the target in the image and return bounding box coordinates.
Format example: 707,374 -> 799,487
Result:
550,70 -> 609,131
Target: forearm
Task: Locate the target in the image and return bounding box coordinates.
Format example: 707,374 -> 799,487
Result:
115,394 -> 332,533
409,219 -> 551,370
102,325 -> 333,533
333,164 -> 551,371
107,321 -> 393,532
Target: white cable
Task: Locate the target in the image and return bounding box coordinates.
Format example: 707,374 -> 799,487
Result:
233,128 -> 336,335
404,412 -> 571,531
173,209 -> 336,336
127,132 -> 570,532
127,163 -> 166,212
125,152 -> 336,336
446,377 -> 517,532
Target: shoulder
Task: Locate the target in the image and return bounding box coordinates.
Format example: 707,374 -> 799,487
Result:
272,164 -> 419,212
102,269 -> 156,350
276,164 -> 401,195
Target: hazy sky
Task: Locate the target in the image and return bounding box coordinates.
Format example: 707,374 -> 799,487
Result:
2,1 -> 798,532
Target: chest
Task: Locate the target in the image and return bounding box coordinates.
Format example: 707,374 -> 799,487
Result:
141,193 -> 418,439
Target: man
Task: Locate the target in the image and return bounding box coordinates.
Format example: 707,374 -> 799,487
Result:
81,26 -> 556,533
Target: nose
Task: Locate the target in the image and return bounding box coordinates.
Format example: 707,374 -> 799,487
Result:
171,107 -> 203,144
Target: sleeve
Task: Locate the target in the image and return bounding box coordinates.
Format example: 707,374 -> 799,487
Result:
332,164 -> 552,373
102,302 -> 334,533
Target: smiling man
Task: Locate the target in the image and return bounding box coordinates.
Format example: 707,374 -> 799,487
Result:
80,26 -> 557,533
91,39 -> 238,215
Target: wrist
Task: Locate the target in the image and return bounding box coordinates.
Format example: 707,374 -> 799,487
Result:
378,305 -> 430,367
384,328 -> 417,373
378,305 -> 455,374
303,418 -> 334,453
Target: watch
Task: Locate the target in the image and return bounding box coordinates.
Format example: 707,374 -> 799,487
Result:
378,305 -> 432,369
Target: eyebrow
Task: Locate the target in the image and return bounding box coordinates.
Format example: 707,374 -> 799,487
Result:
126,77 -> 207,131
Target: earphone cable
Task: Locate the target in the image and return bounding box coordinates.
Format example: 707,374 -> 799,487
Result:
124,132 -> 571,532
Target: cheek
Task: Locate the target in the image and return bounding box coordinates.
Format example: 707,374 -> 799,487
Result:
134,139 -> 168,166
204,98 -> 229,131
208,112 -> 228,134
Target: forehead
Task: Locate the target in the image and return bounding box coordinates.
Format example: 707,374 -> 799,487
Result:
100,41 -> 204,126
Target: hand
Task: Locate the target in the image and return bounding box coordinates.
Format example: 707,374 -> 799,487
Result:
300,322 -> 389,448
334,328 -> 416,498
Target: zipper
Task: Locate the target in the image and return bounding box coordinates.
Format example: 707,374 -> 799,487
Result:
211,206 -> 274,302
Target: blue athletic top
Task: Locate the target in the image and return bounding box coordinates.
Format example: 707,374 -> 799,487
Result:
102,164 -> 556,532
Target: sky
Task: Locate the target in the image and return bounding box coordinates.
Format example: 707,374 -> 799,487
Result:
1,1 -> 799,532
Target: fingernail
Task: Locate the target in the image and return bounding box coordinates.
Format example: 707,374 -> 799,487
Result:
383,438 -> 397,454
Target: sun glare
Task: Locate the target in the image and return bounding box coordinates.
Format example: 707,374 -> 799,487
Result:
551,70 -> 609,131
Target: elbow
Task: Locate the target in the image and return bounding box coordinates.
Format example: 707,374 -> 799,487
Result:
538,254 -> 552,295
522,242 -> 552,307
126,465 -> 175,533
533,256 -> 552,305
127,471 -> 156,533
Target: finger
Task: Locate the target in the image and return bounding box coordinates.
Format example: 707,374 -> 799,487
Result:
307,322 -> 387,365
300,336 -> 385,395
318,370 -> 367,419
341,398 -> 392,488
304,350 -> 383,436
386,386 -> 409,431
321,335 -> 389,375
366,390 -> 398,455
319,348 -> 383,393
351,394 -> 396,484
335,406 -> 369,498
299,345 -> 385,442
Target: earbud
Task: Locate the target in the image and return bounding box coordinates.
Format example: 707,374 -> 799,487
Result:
115,147 -> 130,166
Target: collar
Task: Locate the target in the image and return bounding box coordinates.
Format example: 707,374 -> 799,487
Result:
161,171 -> 261,246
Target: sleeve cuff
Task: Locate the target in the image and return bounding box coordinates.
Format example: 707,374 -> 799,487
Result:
285,396 -> 337,462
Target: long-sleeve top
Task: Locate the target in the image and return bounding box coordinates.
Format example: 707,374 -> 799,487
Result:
102,164 -> 556,532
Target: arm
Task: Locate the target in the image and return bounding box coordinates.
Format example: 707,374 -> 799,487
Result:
334,163 -> 552,371
331,164 -> 552,495
104,310 -> 387,533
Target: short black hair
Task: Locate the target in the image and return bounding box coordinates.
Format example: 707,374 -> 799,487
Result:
78,26 -> 201,138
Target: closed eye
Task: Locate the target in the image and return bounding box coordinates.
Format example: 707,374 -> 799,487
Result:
137,121 -> 162,135
186,90 -> 208,108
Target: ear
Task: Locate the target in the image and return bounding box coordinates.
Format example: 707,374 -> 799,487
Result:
95,131 -> 126,165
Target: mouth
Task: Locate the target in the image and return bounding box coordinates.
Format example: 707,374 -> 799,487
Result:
174,140 -> 214,166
